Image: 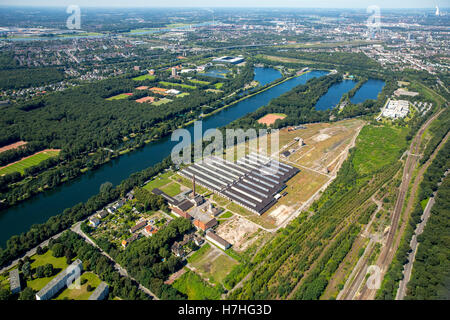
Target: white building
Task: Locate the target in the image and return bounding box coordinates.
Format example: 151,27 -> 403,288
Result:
382,100 -> 409,119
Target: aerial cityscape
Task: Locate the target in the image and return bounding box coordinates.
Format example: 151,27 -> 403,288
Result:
0,1 -> 448,310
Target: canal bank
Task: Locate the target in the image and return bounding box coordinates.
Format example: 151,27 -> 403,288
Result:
0,69 -> 328,247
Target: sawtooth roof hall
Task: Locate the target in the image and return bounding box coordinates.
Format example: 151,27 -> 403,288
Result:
179,152 -> 299,215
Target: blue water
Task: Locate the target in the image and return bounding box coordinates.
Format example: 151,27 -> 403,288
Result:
202,69 -> 230,78
315,79 -> 357,111
350,79 -> 386,104
254,67 -> 282,86
0,69 -> 328,247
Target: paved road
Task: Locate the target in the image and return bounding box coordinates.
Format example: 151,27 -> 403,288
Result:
396,196 -> 435,300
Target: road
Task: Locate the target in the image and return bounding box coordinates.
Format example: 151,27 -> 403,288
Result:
395,196 -> 435,300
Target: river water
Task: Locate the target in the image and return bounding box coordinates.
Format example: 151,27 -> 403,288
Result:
0,68 -> 326,247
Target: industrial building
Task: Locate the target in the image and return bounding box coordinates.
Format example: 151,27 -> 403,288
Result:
88,282 -> 109,300
205,230 -> 231,250
178,152 -> 299,215
36,259 -> 83,300
212,56 -> 245,64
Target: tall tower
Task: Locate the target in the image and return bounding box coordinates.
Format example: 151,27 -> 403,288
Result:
435,5 -> 440,16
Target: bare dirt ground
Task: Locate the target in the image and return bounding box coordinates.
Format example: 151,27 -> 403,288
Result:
257,113 -> 286,126
0,141 -> 27,154
215,216 -> 261,252
164,268 -> 187,285
268,205 -> 294,225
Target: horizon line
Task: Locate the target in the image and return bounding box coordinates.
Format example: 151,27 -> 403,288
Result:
0,5 -> 447,9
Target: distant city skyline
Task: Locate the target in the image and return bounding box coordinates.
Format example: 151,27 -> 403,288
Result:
0,0 -> 447,9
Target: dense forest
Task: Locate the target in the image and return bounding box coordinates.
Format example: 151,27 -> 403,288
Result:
405,176 -> 450,300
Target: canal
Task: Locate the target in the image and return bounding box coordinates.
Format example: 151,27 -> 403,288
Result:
0,69 -> 326,246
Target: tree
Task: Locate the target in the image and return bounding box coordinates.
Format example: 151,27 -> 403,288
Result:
35,265 -> 45,278
22,261 -> 31,279
100,182 -> 113,194
36,246 -> 43,255
43,263 -> 54,277
52,243 -> 64,258
19,287 -> 35,300
0,288 -> 11,300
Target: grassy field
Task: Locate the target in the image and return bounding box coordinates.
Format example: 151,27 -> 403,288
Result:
188,243 -> 211,264
54,272 -> 102,300
159,81 -> 196,89
152,98 -> 172,106
106,93 -> 131,100
214,83 -> 224,89
352,124 -> 408,175
176,92 -> 190,98
160,182 -> 182,197
26,250 -> 69,291
188,244 -> 239,284
189,79 -> 210,85
172,269 -> 223,300
132,74 -> 156,81
173,174 -> 210,195
142,171 -> 173,191
0,150 -> 60,175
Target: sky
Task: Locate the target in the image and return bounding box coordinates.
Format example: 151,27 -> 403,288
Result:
0,0 -> 446,9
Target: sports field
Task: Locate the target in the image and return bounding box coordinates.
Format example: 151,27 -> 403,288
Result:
132,74 -> 156,81
257,113 -> 287,125
0,141 -> 27,154
152,98 -> 172,106
0,149 -> 60,175
159,81 -> 196,89
106,93 -> 132,100
188,79 -> 210,85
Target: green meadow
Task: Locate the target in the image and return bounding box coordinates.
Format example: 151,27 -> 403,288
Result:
0,150 -> 60,175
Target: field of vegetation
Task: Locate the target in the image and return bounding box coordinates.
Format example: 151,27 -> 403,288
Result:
227,122 -> 408,300
172,269 -> 223,300
0,149 -> 60,175
132,74 -> 156,81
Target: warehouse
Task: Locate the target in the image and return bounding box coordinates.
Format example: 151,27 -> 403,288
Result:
179,152 -> 299,215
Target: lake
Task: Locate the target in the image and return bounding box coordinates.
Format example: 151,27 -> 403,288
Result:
315,79 -> 357,111
350,79 -> 386,104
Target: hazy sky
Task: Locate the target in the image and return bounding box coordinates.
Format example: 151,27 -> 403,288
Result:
0,0 -> 446,9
